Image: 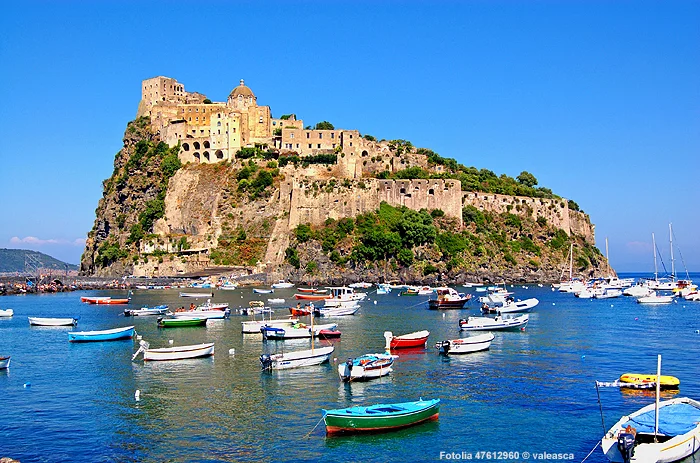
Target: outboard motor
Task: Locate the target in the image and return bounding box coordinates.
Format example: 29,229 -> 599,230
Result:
439,341 -> 451,354
616,432 -> 636,463
260,354 -> 273,371
341,358 -> 354,381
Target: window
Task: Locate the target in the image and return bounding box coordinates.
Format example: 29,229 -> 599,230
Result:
349,142 -> 353,147
217,121 -> 221,126
259,116 -> 263,123
317,144 -> 321,148
296,143 -> 299,148
350,134 -> 353,139
290,133 -> 294,139
319,133 -> 323,139
306,132 -> 310,138
273,121 -> 276,126
332,144 -> 336,148
331,133 -> 335,139
308,144 -> 312,149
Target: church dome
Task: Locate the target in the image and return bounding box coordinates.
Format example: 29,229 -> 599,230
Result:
229,79 -> 254,99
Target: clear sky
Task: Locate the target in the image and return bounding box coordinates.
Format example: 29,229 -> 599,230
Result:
0,1 -> 698,273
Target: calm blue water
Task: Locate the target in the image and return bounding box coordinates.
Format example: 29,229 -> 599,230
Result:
1,273 -> 699,463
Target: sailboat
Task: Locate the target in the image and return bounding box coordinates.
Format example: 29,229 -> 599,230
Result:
601,355 -> 700,463
636,233 -> 674,303
557,244 -> 586,293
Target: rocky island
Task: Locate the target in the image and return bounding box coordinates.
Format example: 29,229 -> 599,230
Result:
81,76 -> 607,284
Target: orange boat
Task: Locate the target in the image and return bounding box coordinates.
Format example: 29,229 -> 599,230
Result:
294,293 -> 330,300
81,296 -> 111,303
297,288 -> 317,293
289,307 -> 312,316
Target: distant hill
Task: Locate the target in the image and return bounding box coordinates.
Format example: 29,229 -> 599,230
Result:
0,249 -> 79,273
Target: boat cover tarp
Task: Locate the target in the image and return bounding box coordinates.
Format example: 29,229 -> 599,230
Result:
622,402 -> 700,436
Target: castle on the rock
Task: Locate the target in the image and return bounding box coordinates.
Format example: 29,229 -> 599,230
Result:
137,76 -> 377,179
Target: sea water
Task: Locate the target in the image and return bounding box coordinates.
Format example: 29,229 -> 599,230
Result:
1,273 -> 699,462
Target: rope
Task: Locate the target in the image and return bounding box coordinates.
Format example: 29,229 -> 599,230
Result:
579,441 -> 600,463
401,298 -> 431,310
304,414 -> 326,439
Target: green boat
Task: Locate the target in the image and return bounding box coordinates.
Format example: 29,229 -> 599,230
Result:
157,317 -> 207,328
323,398 -> 440,435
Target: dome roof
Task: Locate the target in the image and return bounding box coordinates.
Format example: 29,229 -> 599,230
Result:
229,79 -> 254,99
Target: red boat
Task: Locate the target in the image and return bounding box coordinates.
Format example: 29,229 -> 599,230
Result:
289,306 -> 312,316
81,296 -> 111,303
318,329 -> 341,339
388,330 -> 430,349
294,293 -> 331,300
297,288 -> 317,293
94,298 -> 131,305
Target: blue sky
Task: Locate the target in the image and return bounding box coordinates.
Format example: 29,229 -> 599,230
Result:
0,1 -> 698,273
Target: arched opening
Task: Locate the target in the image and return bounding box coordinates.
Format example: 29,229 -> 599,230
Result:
193,152 -> 201,163
400,188 -> 406,194
361,150 -> 369,157
203,141 -> 210,149
215,150 -> 224,159
203,151 -> 210,161
428,189 -> 435,195
182,143 -> 190,151
193,142 -> 201,150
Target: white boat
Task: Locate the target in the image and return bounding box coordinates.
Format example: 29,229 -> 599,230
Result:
260,345 -> 334,370
133,340 -> 215,361
436,332 -> 495,354
601,356 -> 700,463
623,283 -> 654,297
218,282 -> 238,290
267,298 -> 286,304
684,292 -> 700,301
314,306 -> 359,317
637,291 -> 674,304
241,318 -> 299,334
0,309 -> 13,317
594,289 -> 623,299
253,288 -> 274,294
0,356 -> 10,369
271,280 -> 294,289
338,352 -> 396,381
489,298 -> 539,314
324,286 -> 366,306
260,322 -> 338,339
348,282 -> 373,289
28,317 -> 78,326
459,314 -> 529,331
173,308 -> 229,319
179,292 -> 213,298
376,283 -> 392,294
124,305 -> 169,316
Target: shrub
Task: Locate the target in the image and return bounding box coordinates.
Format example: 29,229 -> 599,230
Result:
295,224 -> 312,243
285,247 -> 300,268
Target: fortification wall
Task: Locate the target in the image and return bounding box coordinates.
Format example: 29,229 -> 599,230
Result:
461,192 -> 595,243
378,179 -> 463,227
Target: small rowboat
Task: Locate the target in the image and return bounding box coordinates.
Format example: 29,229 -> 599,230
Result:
94,298 -> 131,305
68,326 -> 135,342
157,317 -> 207,328
294,293 -> 330,300
436,332 -> 495,355
81,296 -> 111,303
260,346 -> 335,370
124,305 -> 169,316
289,306 -> 312,316
323,399 -> 440,435
0,309 -> 14,317
386,330 -> 430,349
253,288 -> 274,294
132,340 -> 215,361
338,353 -> 396,381
0,356 -> 10,369
179,292 -> 213,298
619,373 -> 680,389
29,317 -> 79,326
318,328 -> 342,339
459,314 -> 529,331
297,287 -> 317,293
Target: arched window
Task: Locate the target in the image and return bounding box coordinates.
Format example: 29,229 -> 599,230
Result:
182,143 -> 190,151
216,150 -> 224,159
203,151 -> 210,161
193,142 -> 201,150
428,189 -> 435,195
193,152 -> 201,163
362,150 -> 369,157
204,141 -> 210,149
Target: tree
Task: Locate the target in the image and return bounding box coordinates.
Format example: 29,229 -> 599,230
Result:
314,121 -> 335,130
516,171 -> 538,188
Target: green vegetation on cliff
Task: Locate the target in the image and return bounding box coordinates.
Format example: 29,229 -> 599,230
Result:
285,202 -> 601,281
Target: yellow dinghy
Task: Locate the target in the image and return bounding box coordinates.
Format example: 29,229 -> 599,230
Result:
619,373 -> 680,389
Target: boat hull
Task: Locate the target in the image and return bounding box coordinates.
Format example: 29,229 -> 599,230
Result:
144,343 -> 214,361
0,309 -> 14,317
157,318 -> 207,328
0,356 -> 10,369
389,330 -> 430,349
294,293 -> 330,300
459,314 -> 529,331
324,399 -> 440,435
68,326 -> 135,342
29,317 -> 78,326
338,354 -> 394,381
241,319 -> 299,334
428,299 -> 470,309
261,346 -> 334,370
437,333 -> 495,354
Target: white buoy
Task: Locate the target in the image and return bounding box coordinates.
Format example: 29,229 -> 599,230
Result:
228,348 -> 235,356
135,390 -> 141,401
374,300 -> 377,305
442,313 -> 446,318
169,339 -> 174,345
552,302 -> 556,306
136,334 -> 143,341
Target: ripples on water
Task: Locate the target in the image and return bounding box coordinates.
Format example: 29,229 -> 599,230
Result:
1,274 -> 699,462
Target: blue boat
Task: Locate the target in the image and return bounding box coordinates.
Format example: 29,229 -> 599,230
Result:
68,326 -> 135,342
323,398 -> 440,435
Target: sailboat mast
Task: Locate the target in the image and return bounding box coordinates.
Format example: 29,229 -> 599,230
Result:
654,354 -> 661,442
605,237 -> 610,275
569,243 -> 573,281
652,233 -> 658,282
669,223 -> 675,281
